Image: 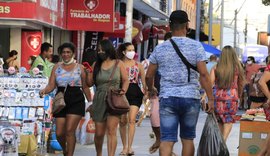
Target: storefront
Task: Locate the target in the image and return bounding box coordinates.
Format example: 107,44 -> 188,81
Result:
0,0 -> 70,69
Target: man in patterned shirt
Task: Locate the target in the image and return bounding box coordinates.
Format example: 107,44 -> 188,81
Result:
146,10 -> 214,156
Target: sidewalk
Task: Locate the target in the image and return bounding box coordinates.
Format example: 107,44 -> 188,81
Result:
45,110 -> 242,156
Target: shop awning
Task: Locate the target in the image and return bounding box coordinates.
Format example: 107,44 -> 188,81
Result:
0,20 -> 42,30
121,0 -> 169,19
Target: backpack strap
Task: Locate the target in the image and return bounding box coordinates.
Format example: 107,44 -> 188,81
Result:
170,39 -> 198,82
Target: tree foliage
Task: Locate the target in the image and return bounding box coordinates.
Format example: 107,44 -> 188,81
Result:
262,0 -> 270,6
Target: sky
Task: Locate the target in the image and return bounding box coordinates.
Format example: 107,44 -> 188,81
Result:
208,0 -> 270,46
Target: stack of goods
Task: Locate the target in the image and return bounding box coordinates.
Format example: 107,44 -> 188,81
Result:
241,108 -> 267,121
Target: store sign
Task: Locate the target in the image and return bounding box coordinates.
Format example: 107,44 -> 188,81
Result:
104,16 -> 125,38
0,0 -> 66,29
36,0 -> 67,28
0,2 -> 36,18
67,0 -> 114,32
21,31 -> 42,70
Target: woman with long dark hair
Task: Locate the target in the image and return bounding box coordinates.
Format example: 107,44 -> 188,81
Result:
86,39 -> 129,156
116,42 -> 147,155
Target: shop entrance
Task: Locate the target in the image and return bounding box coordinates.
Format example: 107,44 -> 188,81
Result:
0,28 -> 10,60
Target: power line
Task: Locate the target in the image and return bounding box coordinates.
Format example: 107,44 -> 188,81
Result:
229,0 -> 248,25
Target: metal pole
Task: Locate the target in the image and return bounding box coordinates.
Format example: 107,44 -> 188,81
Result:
168,0 -> 172,15
220,0 -> 224,48
234,9 -> 237,50
244,15 -> 248,45
176,0 -> 181,10
195,0 -> 201,41
124,0 -> 133,42
208,0 -> 213,45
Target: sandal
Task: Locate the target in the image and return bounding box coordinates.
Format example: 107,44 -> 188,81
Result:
149,143 -> 160,154
119,151 -> 127,156
128,150 -> 134,155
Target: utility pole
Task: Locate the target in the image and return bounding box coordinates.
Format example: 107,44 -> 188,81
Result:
234,9 -> 237,50
195,0 -> 201,41
176,0 -> 181,10
220,0 -> 224,49
244,15 -> 248,45
208,0 -> 213,45
124,0 -> 133,42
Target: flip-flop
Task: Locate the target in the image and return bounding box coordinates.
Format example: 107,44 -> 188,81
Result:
119,151 -> 127,156
149,144 -> 160,154
128,151 -> 134,155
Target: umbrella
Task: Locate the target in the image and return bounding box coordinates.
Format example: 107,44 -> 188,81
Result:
201,42 -> 221,58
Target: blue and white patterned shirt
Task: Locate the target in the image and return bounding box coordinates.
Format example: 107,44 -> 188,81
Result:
149,37 -> 206,99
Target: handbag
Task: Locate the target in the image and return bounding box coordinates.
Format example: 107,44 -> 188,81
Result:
52,63 -> 77,114
106,60 -> 130,115
52,85 -> 67,114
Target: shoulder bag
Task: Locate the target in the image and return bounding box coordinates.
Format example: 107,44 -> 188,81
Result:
170,39 -> 198,82
106,60 -> 130,115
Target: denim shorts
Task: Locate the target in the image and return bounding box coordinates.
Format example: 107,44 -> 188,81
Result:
159,97 -> 200,142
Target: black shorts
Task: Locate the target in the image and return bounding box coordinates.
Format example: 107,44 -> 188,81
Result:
250,96 -> 267,103
126,83 -> 144,108
53,86 -> 85,118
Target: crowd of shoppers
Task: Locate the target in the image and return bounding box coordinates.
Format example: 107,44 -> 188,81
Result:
32,9 -> 270,156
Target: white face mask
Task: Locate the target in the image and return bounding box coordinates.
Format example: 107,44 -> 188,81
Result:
247,61 -> 253,65
63,57 -> 74,65
125,51 -> 136,60
27,60 -> 32,65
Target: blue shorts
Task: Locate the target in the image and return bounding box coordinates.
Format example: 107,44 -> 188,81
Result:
159,97 -> 200,142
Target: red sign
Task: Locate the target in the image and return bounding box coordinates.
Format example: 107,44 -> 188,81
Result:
36,0 -> 67,29
114,12 -> 120,29
0,0 -> 66,29
21,31 -> 42,70
104,16 -> 125,38
0,2 -> 36,19
67,0 -> 115,32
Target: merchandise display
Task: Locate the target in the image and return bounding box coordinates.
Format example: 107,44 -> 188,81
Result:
0,75 -> 49,155
239,108 -> 270,156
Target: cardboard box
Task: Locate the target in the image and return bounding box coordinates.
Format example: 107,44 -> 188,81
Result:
239,121 -> 270,156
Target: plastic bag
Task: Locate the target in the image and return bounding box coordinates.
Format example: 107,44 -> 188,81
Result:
80,113 -> 95,145
197,114 -> 230,156
75,118 -> 85,143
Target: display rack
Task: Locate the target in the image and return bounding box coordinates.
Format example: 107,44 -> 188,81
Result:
0,75 -> 49,155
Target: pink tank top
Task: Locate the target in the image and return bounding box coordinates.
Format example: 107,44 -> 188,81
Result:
126,62 -> 140,83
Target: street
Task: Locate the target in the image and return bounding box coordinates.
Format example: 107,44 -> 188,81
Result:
46,110 -> 242,156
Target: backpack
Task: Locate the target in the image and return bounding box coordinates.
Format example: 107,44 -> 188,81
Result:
249,68 -> 265,98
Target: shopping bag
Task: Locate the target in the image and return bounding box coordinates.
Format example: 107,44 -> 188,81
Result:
80,114 -> 94,145
75,118 -> 85,143
197,113 -> 230,156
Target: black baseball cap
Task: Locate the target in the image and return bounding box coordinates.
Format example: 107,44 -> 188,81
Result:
169,10 -> 190,24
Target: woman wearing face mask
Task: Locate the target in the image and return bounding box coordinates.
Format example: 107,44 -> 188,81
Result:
245,56 -> 261,109
116,42 -> 147,155
86,39 -> 129,156
39,42 -> 91,156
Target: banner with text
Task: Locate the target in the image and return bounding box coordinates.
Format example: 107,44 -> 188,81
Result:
21,31 -> 42,70
82,31 -> 104,66
0,0 -> 67,29
67,0 -> 114,32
